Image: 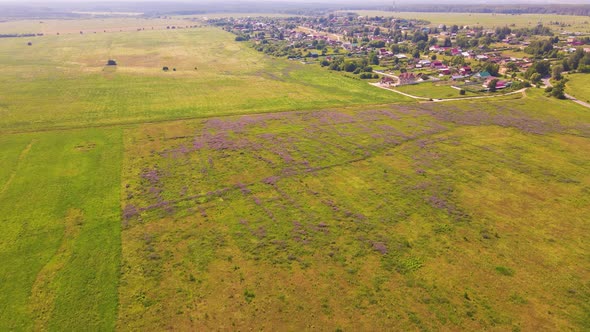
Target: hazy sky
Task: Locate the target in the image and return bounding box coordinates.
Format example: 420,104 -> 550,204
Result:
0,0 -> 587,4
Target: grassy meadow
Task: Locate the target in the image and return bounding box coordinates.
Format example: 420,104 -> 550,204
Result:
565,73 -> 590,103
0,17 -> 194,35
0,16 -> 589,331
0,128 -> 123,330
396,82 -> 478,99
355,11 -> 590,33
116,89 -> 590,330
0,26 -> 407,133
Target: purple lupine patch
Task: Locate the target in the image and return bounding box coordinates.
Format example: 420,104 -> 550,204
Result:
372,242 -> 388,255
122,204 -> 139,220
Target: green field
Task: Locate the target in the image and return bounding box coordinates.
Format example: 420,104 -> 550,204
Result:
0,129 -> 122,330
396,82 -> 479,99
565,73 -> 590,103
0,17 -> 194,35
0,26 -> 407,133
355,11 -> 590,33
1,18 -> 590,331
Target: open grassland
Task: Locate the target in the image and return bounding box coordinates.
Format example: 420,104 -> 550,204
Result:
0,128 -> 122,330
0,17 -> 194,35
117,89 -> 590,330
355,11 -> 590,33
1,20 -> 589,331
396,82 -> 478,99
0,27 -> 408,133
565,73 -> 590,103
174,13 -> 305,20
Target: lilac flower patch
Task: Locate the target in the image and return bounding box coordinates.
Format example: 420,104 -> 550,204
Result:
372,242 -> 388,255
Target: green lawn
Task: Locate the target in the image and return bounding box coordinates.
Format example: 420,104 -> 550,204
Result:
396,82 -> 478,99
565,73 -> 590,103
0,27 -> 409,133
0,128 -> 123,331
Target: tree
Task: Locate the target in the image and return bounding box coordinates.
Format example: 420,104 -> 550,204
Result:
369,52 -> 379,65
530,73 -> 542,84
162,66 -> 169,71
482,63 -> 500,76
107,59 -> 117,66
488,78 -> 499,92
552,65 -> 564,80
551,81 -> 566,99
443,37 -> 452,47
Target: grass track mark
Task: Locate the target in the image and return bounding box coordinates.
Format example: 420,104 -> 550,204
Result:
0,139 -> 35,196
29,209 -> 84,330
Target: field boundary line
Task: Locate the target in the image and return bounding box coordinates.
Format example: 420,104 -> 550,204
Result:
0,139 -> 35,196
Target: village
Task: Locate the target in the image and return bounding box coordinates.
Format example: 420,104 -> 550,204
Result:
209,13 -> 590,99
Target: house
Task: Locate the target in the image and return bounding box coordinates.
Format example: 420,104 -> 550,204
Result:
418,59 -> 431,66
380,76 -> 395,86
483,78 -> 511,89
398,72 -> 417,85
460,66 -> 472,74
431,60 -> 444,69
438,67 -> 451,75
394,53 -> 407,59
476,54 -> 489,61
475,71 -> 492,79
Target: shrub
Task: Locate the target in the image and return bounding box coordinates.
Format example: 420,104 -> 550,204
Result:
495,266 -> 515,276
106,59 -> 117,66
162,66 -> 169,71
459,89 -> 466,95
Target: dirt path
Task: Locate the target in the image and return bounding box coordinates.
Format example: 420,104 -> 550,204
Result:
543,77 -> 590,109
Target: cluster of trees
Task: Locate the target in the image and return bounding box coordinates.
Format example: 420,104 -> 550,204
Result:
545,80 -> 567,99
524,39 -> 558,58
374,4 -> 590,16
563,48 -> 590,73
524,60 -> 551,83
0,33 -> 43,38
321,57 -> 375,77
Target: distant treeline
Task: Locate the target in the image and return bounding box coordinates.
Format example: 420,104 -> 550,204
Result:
0,33 -> 43,38
369,4 -> 590,16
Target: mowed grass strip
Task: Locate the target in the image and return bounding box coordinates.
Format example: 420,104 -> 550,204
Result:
0,128 -> 123,330
565,73 -> 590,104
0,27 -> 410,133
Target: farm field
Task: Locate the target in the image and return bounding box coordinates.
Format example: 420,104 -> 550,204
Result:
355,11 -> 590,33
0,17 -> 194,35
395,82 -> 478,99
0,128 -> 123,331
565,73 -> 590,103
116,89 -> 590,330
0,26 -> 408,133
0,16 -> 590,331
